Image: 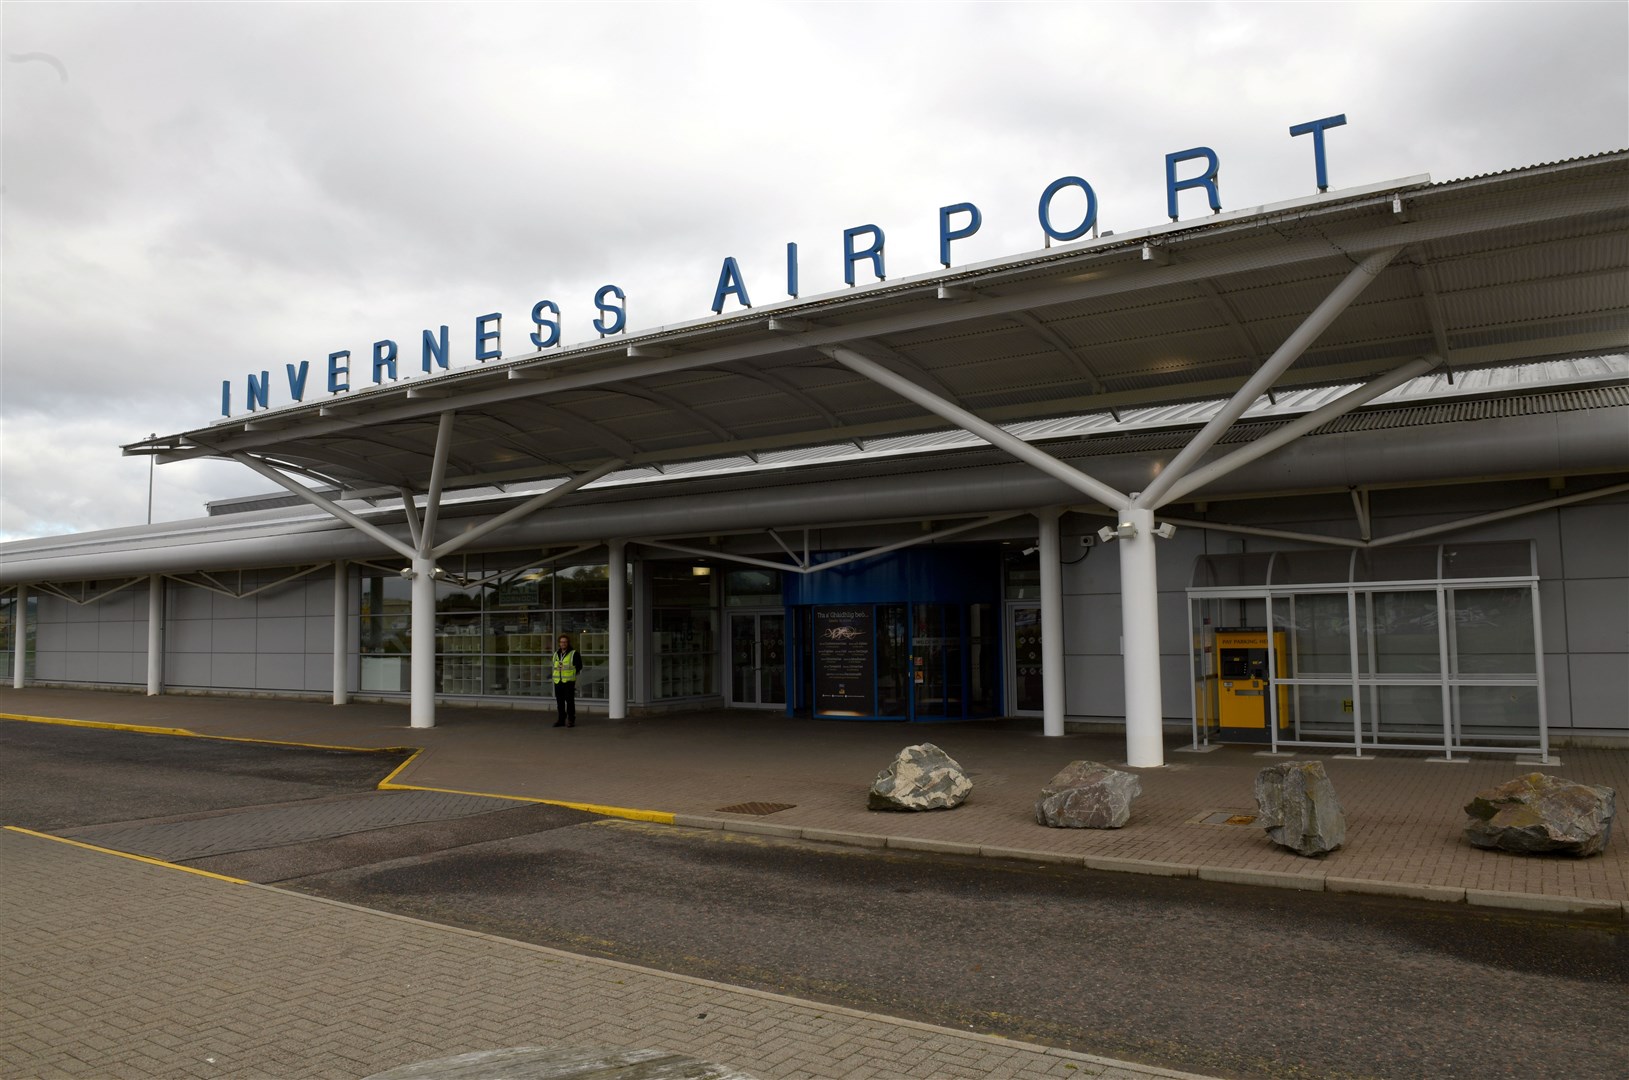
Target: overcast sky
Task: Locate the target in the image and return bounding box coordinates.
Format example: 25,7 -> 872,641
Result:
3,1 -> 1625,542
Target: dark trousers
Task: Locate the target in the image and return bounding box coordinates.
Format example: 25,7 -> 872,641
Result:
554,681 -> 577,724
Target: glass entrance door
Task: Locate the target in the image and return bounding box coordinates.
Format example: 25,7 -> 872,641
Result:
1008,604 -> 1044,713
729,612 -> 786,708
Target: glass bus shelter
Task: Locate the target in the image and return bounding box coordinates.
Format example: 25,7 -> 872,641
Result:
1187,541 -> 1547,761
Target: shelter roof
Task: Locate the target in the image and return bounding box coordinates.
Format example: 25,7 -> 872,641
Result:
127,152 -> 1629,497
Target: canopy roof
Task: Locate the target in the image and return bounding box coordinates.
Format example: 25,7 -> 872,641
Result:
127,152 -> 1629,496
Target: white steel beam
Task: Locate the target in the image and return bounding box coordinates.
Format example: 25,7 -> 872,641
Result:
826,346 -> 1132,511
333,561 -> 350,706
433,458 -> 626,559
1136,246 -> 1405,508
1155,353 -> 1441,506
232,454 -> 416,562
1118,507 -> 1165,768
12,585 -> 26,689
1370,480 -> 1629,547
409,556 -> 437,729
1036,508 -> 1066,738
399,489 -> 423,552
418,412 -> 457,555
146,574 -> 164,696
608,539 -> 628,720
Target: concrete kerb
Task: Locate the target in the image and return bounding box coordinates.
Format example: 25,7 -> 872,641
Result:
680,817 -> 1629,918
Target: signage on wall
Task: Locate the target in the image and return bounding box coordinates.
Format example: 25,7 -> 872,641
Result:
219,115 -> 1348,417
814,606 -> 876,718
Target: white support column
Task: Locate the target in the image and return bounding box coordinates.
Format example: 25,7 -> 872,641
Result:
332,560 -> 350,706
608,539 -> 628,720
410,556 -> 437,729
146,574 -> 164,696
1119,507 -> 1165,768
13,585 -> 27,689
1037,508 -> 1066,738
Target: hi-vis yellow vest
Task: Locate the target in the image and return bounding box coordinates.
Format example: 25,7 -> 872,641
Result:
552,649 -> 578,684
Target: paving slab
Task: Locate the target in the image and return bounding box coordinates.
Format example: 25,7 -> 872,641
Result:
0,828 -> 1210,1080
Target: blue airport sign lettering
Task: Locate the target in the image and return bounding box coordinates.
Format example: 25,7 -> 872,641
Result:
221,115 -> 1348,416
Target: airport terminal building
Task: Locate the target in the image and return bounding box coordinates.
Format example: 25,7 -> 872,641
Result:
3,150 -> 1626,767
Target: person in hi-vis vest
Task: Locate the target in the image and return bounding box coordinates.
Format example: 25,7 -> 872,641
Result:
551,634 -> 583,727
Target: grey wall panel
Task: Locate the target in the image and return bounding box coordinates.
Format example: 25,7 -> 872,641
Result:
303,653 -> 334,693
35,623 -> 64,650
1562,579 -> 1629,654
100,592 -> 140,621
1559,500 -> 1629,578
1160,656 -> 1192,723
95,653 -> 137,684
64,623 -> 97,651
1068,595 -> 1118,654
304,616 -> 335,653
257,617 -> 306,654
171,588 -> 213,619
1066,544 -> 1120,596
63,651 -> 99,681
210,654 -> 256,688
168,653 -> 211,687
1538,579 -> 1568,653
256,585 -> 308,618
211,618 -> 258,654
1543,654 -> 1573,730
35,654 -> 64,680
167,619 -> 215,654
1567,654 -> 1629,732
1065,654 -> 1126,717
211,590 -> 259,619
97,621 -> 135,652
65,602 -> 98,623
255,653 -> 305,691
1158,592 -> 1189,649
308,574 -> 337,616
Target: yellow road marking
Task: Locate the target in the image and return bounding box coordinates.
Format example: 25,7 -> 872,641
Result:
3,711 -> 676,824
378,780 -> 675,824
0,711 -> 413,755
4,826 -> 250,884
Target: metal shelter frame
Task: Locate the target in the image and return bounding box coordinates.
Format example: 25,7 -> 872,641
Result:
8,151 -> 1616,765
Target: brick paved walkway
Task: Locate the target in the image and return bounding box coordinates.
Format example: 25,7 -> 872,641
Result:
0,829 -> 1203,1080
2,687 -> 1620,913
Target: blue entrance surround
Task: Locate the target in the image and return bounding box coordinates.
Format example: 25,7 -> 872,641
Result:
785,545 -> 1002,721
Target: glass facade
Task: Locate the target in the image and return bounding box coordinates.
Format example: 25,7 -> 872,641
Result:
0,593 -> 34,681
359,556 -> 630,699
651,564 -> 717,700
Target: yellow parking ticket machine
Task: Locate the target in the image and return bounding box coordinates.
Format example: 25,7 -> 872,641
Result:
1215,628 -> 1289,741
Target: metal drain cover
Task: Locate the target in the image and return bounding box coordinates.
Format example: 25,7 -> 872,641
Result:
714,801 -> 795,816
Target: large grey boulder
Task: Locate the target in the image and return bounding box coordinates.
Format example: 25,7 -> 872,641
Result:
1464,773 -> 1617,857
1035,760 -> 1142,829
868,743 -> 972,811
1254,761 -> 1346,856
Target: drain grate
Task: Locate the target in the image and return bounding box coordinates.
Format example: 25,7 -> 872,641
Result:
714,801 -> 796,816
1196,811 -> 1259,826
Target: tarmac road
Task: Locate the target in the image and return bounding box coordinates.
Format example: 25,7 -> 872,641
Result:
259,820 -> 1627,1080
7,720 -> 1627,1080
0,719 -> 412,831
